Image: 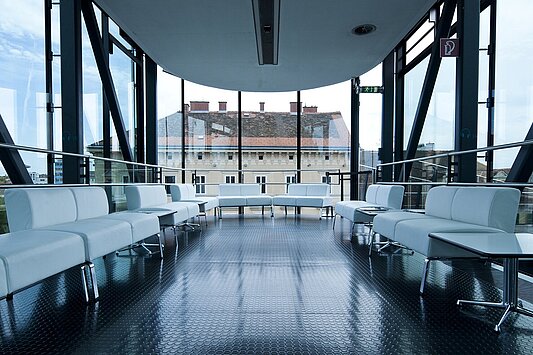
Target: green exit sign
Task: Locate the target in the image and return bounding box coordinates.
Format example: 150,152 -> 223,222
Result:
359,86 -> 383,94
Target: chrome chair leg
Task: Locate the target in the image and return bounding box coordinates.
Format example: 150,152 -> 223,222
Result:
419,258 -> 430,295
332,214 -> 337,230
80,265 -> 90,303
89,262 -> 99,300
368,229 -> 375,256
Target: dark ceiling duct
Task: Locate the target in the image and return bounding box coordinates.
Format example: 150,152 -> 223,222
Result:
252,0 -> 280,65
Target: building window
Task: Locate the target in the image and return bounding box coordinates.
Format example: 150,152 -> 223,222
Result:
258,154 -> 264,160
285,175 -> 296,192
324,155 -> 330,161
225,175 -> 236,184
195,175 -> 206,194
322,175 -> 331,184
197,153 -> 203,160
288,155 -> 294,160
167,153 -> 173,160
228,154 -> 233,160
256,175 -> 267,193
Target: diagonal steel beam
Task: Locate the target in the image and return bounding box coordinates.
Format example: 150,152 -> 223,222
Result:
401,0 -> 457,180
506,124 -> 533,184
80,0 -> 133,162
0,115 -> 33,184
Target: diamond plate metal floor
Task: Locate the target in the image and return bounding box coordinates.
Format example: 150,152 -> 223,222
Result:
1,215 -> 533,354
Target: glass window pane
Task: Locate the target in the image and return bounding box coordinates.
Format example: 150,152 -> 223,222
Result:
494,0 -> 533,169
301,81 -> 351,201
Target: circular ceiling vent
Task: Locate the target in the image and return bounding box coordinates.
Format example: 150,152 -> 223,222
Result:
352,24 -> 377,36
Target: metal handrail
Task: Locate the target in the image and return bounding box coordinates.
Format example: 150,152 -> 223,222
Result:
378,139 -> 533,167
0,142 -> 183,171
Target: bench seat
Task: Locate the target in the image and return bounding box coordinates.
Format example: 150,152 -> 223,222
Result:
372,186 -> 521,294
0,229 -> 86,299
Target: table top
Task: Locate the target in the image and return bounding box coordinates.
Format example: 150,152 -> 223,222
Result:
356,206 -> 390,216
429,232 -> 533,258
136,208 -> 176,218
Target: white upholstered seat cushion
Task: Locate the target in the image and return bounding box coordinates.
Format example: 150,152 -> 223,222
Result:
0,230 -> 85,294
335,200 -> 379,223
245,195 -> 273,206
101,211 -> 160,243
394,218 -> 502,258
372,211 -> 429,239
272,196 -> 297,206
165,201 -> 200,219
295,196 -> 332,208
40,219 -> 132,260
218,196 -> 247,207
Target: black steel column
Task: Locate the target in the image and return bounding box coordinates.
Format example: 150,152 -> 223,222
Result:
402,0 -> 456,180
486,1 -> 497,182
80,0 -> 133,163
181,79 -> 186,182
238,91 -> 243,183
381,51 -> 394,182
350,78 -> 360,200
296,91 -> 301,183
60,0 -> 83,184
394,43 -> 406,181
44,0 -> 54,184
135,48 -> 145,164
145,56 -> 157,167
455,0 -> 480,183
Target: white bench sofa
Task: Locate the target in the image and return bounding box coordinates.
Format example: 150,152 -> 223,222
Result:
170,184 -> 219,223
125,185 -> 200,230
217,184 -> 273,218
333,184 -> 405,234
372,186 -> 521,294
272,183 -> 333,218
3,186 -> 160,302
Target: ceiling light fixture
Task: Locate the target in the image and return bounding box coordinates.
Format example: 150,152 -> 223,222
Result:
352,24 -> 377,36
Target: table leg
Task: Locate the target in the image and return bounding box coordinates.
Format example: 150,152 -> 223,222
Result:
457,258 -> 533,332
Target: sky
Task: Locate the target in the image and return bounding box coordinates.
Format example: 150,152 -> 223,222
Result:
0,0 -> 532,176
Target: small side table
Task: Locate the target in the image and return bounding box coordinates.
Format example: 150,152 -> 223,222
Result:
429,232 -> 533,332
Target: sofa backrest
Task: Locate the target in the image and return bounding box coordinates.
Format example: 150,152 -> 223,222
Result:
69,187 -> 109,219
170,184 -> 196,201
287,184 -> 329,196
425,186 -> 520,232
125,185 -> 168,210
287,184 -> 307,196
5,188 -> 77,232
451,187 -> 520,233
219,184 -> 261,196
425,186 -> 459,219
375,185 -> 405,209
365,185 -> 380,203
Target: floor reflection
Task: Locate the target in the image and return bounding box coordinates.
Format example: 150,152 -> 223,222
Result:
0,215 -> 532,353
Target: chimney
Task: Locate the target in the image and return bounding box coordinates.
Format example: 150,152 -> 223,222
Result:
190,101 -> 209,113
219,101 -> 227,113
303,105 -> 318,114
259,102 -> 265,112
290,101 -> 301,116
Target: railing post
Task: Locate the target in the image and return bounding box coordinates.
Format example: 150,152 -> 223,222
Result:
84,157 -> 91,184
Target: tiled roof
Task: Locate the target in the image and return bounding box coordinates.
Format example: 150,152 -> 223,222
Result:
158,111 -> 350,149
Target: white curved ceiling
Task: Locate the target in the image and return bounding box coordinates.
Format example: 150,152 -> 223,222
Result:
94,0 -> 436,92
